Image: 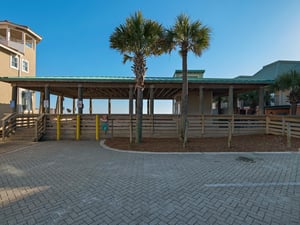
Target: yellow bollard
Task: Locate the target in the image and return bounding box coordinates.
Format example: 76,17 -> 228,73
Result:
56,114 -> 61,141
96,114 -> 99,140
76,114 -> 80,141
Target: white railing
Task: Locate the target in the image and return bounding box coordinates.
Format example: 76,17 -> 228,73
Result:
8,40 -> 24,53
0,39 -> 24,53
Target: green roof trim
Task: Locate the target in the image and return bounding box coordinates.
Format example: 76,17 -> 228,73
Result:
0,76 -> 274,84
173,69 -> 205,78
174,70 -> 205,74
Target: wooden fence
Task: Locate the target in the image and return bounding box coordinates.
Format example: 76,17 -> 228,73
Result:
2,113 -> 300,141
266,115 -> 300,138
42,114 -> 298,141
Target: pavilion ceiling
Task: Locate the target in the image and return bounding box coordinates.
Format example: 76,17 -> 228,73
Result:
0,77 -> 273,99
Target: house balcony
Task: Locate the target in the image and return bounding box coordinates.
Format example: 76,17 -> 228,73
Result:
0,36 -> 24,53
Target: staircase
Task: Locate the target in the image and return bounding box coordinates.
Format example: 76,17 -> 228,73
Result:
1,113 -> 45,142
7,127 -> 35,142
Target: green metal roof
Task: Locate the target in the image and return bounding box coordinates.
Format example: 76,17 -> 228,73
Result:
0,76 -> 273,84
252,60 -> 300,80
173,70 -> 205,78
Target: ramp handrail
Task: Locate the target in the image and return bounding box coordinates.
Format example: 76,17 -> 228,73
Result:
1,113 -> 17,141
34,114 -> 46,142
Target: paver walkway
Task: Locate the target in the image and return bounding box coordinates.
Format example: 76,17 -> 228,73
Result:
0,141 -> 299,225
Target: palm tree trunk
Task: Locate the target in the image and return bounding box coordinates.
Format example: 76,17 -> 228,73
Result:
133,54 -> 146,144
136,88 -> 143,143
181,50 -> 188,146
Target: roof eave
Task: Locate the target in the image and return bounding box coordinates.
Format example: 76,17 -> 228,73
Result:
0,20 -> 42,42
0,76 -> 274,85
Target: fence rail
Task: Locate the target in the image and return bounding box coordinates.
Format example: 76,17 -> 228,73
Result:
267,115 -> 300,138
34,114 -> 46,141
1,113 -> 17,141
3,114 -> 300,142
1,113 -> 42,141
43,114 -> 281,141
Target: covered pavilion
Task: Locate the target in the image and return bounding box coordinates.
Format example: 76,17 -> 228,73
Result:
0,75 -> 273,116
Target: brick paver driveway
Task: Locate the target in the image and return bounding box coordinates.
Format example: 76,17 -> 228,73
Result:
0,141 -> 300,225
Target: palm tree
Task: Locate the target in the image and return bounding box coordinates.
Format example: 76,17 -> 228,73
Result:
238,90 -> 273,114
271,70 -> 300,115
110,11 -> 165,143
167,14 -> 211,146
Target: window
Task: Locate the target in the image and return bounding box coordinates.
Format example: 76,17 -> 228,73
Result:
10,55 -> 18,69
25,35 -> 33,48
22,59 -> 29,73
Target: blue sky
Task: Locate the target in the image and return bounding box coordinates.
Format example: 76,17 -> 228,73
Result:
2,0 -> 300,78
2,0 -> 300,113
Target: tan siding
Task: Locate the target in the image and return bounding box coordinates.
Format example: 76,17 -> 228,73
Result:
0,82 -> 12,103
0,22 -> 40,117
188,90 -> 212,114
23,44 -> 36,76
0,36 -> 38,117
0,51 -> 19,76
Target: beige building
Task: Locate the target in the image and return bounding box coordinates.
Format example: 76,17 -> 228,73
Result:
0,20 -> 42,117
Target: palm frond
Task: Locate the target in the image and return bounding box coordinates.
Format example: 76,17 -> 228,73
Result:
123,54 -> 133,64
170,13 -> 211,57
272,70 -> 300,91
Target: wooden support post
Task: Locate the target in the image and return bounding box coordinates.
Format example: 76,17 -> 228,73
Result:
55,96 -> 59,114
201,115 -> 205,136
111,119 -> 114,137
287,122 -> 291,148
72,98 -> 76,114
150,85 -> 154,115
77,85 -> 83,115
56,114 -> 60,141
108,99 -> 111,115
233,94 -> 237,114
60,96 -> 63,114
282,117 -> 285,135
176,115 -> 180,136
55,96 -> 63,114
199,86 -> 204,114
95,114 -> 99,140
11,85 -> 18,113
266,115 -> 270,134
231,114 -> 235,134
258,86 -> 264,115
217,97 -> 222,114
39,91 -> 45,114
89,98 -> 93,115
76,114 -> 80,140
44,85 -> 50,114
228,86 -> 233,115
228,120 -> 232,148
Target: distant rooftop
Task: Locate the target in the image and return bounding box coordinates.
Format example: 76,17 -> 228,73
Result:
252,60 -> 300,80
173,70 -> 205,78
